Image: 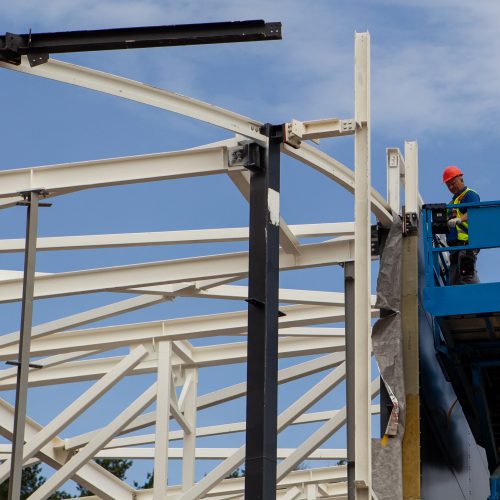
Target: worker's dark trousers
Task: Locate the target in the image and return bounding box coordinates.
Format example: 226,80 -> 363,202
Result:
449,243 -> 480,285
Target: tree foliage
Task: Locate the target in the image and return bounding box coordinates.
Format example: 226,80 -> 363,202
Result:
0,463 -> 72,500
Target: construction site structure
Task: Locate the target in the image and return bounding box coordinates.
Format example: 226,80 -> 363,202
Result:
0,21 -> 498,500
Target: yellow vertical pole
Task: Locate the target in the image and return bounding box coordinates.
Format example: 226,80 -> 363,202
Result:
402,141 -> 421,499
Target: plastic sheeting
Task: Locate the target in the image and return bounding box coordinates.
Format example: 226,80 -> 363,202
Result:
372,215 -> 405,500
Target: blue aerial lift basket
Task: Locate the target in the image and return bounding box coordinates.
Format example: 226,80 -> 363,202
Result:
422,200 -> 500,499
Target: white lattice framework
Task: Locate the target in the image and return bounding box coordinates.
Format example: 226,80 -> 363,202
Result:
0,32 -> 416,499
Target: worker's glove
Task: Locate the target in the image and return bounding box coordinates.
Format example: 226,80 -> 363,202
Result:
447,217 -> 461,228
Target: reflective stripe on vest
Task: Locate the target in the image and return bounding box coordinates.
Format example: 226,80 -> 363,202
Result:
450,188 -> 477,241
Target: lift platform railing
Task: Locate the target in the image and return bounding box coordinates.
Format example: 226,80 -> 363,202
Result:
422,200 -> 500,317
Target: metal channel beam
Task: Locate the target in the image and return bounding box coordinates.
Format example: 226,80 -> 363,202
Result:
0,57 -> 266,141
401,140 -> 421,498
0,223 -> 355,253
8,192 -> 40,500
0,145 -> 230,199
353,31 -> 371,499
0,56 -> 392,221
0,21 -> 281,66
0,304 -> 356,360
100,406 -> 380,449
0,238 -> 355,303
0,294 -> 167,349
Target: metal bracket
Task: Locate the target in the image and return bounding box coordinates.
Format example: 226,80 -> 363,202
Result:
245,297 -> 265,307
0,33 -> 24,65
402,206 -> 418,236
284,118 -> 355,149
228,142 -> 262,172
284,120 -> 306,149
16,190 -> 52,207
371,223 -> 390,256
0,32 -> 49,67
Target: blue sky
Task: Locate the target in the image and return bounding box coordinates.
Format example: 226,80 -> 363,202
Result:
0,0 -> 499,492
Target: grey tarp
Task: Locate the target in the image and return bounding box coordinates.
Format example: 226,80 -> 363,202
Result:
372,215 -> 405,500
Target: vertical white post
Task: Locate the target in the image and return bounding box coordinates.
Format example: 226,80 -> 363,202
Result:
386,148 -> 402,213
182,368 -> 198,490
153,340 -> 172,500
354,31 -> 372,499
404,142 -> 419,213
306,483 -> 318,499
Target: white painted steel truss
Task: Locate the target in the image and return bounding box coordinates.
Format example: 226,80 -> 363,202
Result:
0,32 -> 409,499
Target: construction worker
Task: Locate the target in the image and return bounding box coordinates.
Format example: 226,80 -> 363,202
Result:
443,166 -> 480,285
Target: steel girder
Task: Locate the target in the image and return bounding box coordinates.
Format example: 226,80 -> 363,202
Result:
0,31 -> 388,499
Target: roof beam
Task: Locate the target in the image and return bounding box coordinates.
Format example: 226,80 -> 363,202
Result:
0,304 -> 352,359
0,341 -> 350,390
0,222 -> 354,253
0,238 -> 355,303
0,57 -> 391,222
0,21 -> 281,66
0,145 -> 232,199
0,57 -> 266,141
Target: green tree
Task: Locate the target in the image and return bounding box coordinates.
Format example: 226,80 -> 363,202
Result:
76,459 -> 132,497
134,471 -> 154,489
0,464 -> 73,499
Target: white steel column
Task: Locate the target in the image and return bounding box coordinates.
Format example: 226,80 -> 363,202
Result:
354,31 -> 372,499
153,340 -> 172,499
401,140 -> 420,498
404,141 -> 419,214
182,368 -> 198,490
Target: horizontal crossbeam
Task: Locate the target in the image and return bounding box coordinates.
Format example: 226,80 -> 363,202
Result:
0,21 -> 281,66
0,238 -> 355,303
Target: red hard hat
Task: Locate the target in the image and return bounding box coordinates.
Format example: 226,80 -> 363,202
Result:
442,166 -> 463,183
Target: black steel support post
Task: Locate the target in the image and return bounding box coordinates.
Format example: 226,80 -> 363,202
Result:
8,191 -> 41,500
244,124 -> 282,500
344,261 -> 355,500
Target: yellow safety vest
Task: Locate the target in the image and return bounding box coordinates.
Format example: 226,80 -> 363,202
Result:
450,188 -> 477,242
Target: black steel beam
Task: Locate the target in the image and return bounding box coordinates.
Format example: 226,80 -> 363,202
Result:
0,20 -> 282,66
244,124 -> 282,500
